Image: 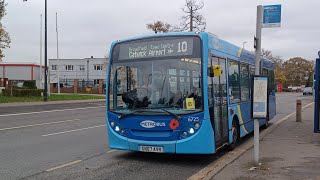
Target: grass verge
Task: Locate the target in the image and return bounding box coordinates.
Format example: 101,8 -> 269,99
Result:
0,94 -> 105,103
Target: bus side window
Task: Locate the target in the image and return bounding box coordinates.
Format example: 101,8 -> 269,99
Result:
249,66 -> 255,98
208,57 -> 214,108
240,63 -> 250,101
228,59 -> 240,103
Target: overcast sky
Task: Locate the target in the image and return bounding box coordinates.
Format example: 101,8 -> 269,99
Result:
2,0 -> 319,63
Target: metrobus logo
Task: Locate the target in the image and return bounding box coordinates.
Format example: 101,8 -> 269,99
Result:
140,120 -> 165,128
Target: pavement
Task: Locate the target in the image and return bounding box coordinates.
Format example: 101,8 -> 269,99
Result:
0,93 -> 316,180
213,101 -> 320,180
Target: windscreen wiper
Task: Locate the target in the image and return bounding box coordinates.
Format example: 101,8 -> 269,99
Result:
117,109 -> 148,119
118,108 -> 183,120
160,109 -> 183,120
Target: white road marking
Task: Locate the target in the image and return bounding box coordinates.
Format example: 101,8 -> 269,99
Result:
107,150 -> 117,153
46,160 -> 82,172
0,106 -> 105,117
42,124 -> 106,137
0,119 -> 81,131
45,150 -> 116,172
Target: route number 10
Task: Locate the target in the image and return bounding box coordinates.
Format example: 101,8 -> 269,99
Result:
177,41 -> 188,53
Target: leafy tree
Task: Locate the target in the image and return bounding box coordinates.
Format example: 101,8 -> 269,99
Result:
175,0 -> 206,32
146,21 -> 171,34
261,49 -> 286,85
0,0 -> 10,62
305,74 -> 313,87
283,57 -> 314,87
274,69 -> 286,84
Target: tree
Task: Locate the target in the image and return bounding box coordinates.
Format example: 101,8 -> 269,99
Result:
261,49 -> 283,70
274,69 -> 286,84
261,49 -> 286,85
146,21 -> 171,34
175,0 -> 206,32
283,57 -> 314,87
103,55 -> 108,71
0,0 -> 10,62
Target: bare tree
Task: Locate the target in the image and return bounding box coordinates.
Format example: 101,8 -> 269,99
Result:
261,49 -> 283,70
0,0 -> 10,62
177,0 -> 206,32
146,21 -> 171,34
103,55 -> 108,71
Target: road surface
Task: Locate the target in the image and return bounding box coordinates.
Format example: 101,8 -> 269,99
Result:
0,93 -> 312,180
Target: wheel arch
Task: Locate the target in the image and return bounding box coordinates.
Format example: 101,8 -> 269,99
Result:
229,114 -> 240,144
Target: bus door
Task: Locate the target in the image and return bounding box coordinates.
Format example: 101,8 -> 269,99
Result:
208,56 -> 229,147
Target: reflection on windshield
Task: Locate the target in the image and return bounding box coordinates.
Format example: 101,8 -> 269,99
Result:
109,58 -> 202,114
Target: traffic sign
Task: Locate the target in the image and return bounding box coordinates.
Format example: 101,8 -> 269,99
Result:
262,5 -> 281,28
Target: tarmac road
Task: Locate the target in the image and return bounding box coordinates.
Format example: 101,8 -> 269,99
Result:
0,93 -> 312,180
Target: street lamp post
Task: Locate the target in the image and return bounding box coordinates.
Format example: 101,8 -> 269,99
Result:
243,41 -> 247,49
44,0 -> 48,101
23,0 -> 48,101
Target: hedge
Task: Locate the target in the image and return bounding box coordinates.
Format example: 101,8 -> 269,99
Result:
2,88 -> 43,97
23,80 -> 37,89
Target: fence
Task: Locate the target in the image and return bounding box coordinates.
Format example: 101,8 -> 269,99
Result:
50,79 -> 105,94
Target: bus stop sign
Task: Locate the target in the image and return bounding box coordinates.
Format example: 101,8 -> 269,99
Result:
262,5 -> 282,28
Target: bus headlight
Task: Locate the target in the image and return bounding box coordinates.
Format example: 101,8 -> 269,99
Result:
115,126 -> 120,132
110,121 -> 115,127
182,131 -> 188,137
194,123 -> 200,129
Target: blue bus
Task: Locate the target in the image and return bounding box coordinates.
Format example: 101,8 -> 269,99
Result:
106,32 -> 276,154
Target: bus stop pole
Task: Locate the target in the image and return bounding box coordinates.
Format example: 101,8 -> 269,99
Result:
254,5 -> 263,165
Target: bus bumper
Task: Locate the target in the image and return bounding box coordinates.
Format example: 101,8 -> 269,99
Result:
108,120 -> 215,154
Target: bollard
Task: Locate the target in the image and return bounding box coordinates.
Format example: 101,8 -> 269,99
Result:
296,99 -> 302,122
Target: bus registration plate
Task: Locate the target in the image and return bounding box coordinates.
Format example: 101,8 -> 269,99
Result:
140,146 -> 163,153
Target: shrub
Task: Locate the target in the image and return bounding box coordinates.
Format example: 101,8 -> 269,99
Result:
23,80 -> 37,89
2,88 -> 43,97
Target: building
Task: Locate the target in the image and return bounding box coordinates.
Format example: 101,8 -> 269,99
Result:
49,57 -> 107,94
49,57 -> 107,85
0,62 -> 45,88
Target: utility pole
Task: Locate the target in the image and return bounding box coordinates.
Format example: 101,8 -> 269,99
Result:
56,12 -> 60,94
243,41 -> 247,49
40,14 -> 43,89
87,59 -> 89,87
44,0 -> 48,101
23,0 -> 48,101
254,5 -> 263,165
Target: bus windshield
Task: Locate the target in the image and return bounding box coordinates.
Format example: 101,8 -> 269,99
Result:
108,36 -> 202,115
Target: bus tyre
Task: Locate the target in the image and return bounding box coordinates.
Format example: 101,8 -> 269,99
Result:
262,119 -> 269,129
228,120 -> 239,151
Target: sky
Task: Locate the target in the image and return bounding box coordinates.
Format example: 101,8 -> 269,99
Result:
2,0 -> 319,64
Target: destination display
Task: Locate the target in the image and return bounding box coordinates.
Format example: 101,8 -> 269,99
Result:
117,38 -> 195,60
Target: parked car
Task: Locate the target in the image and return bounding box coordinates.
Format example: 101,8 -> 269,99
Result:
16,82 -> 24,88
303,87 -> 313,95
